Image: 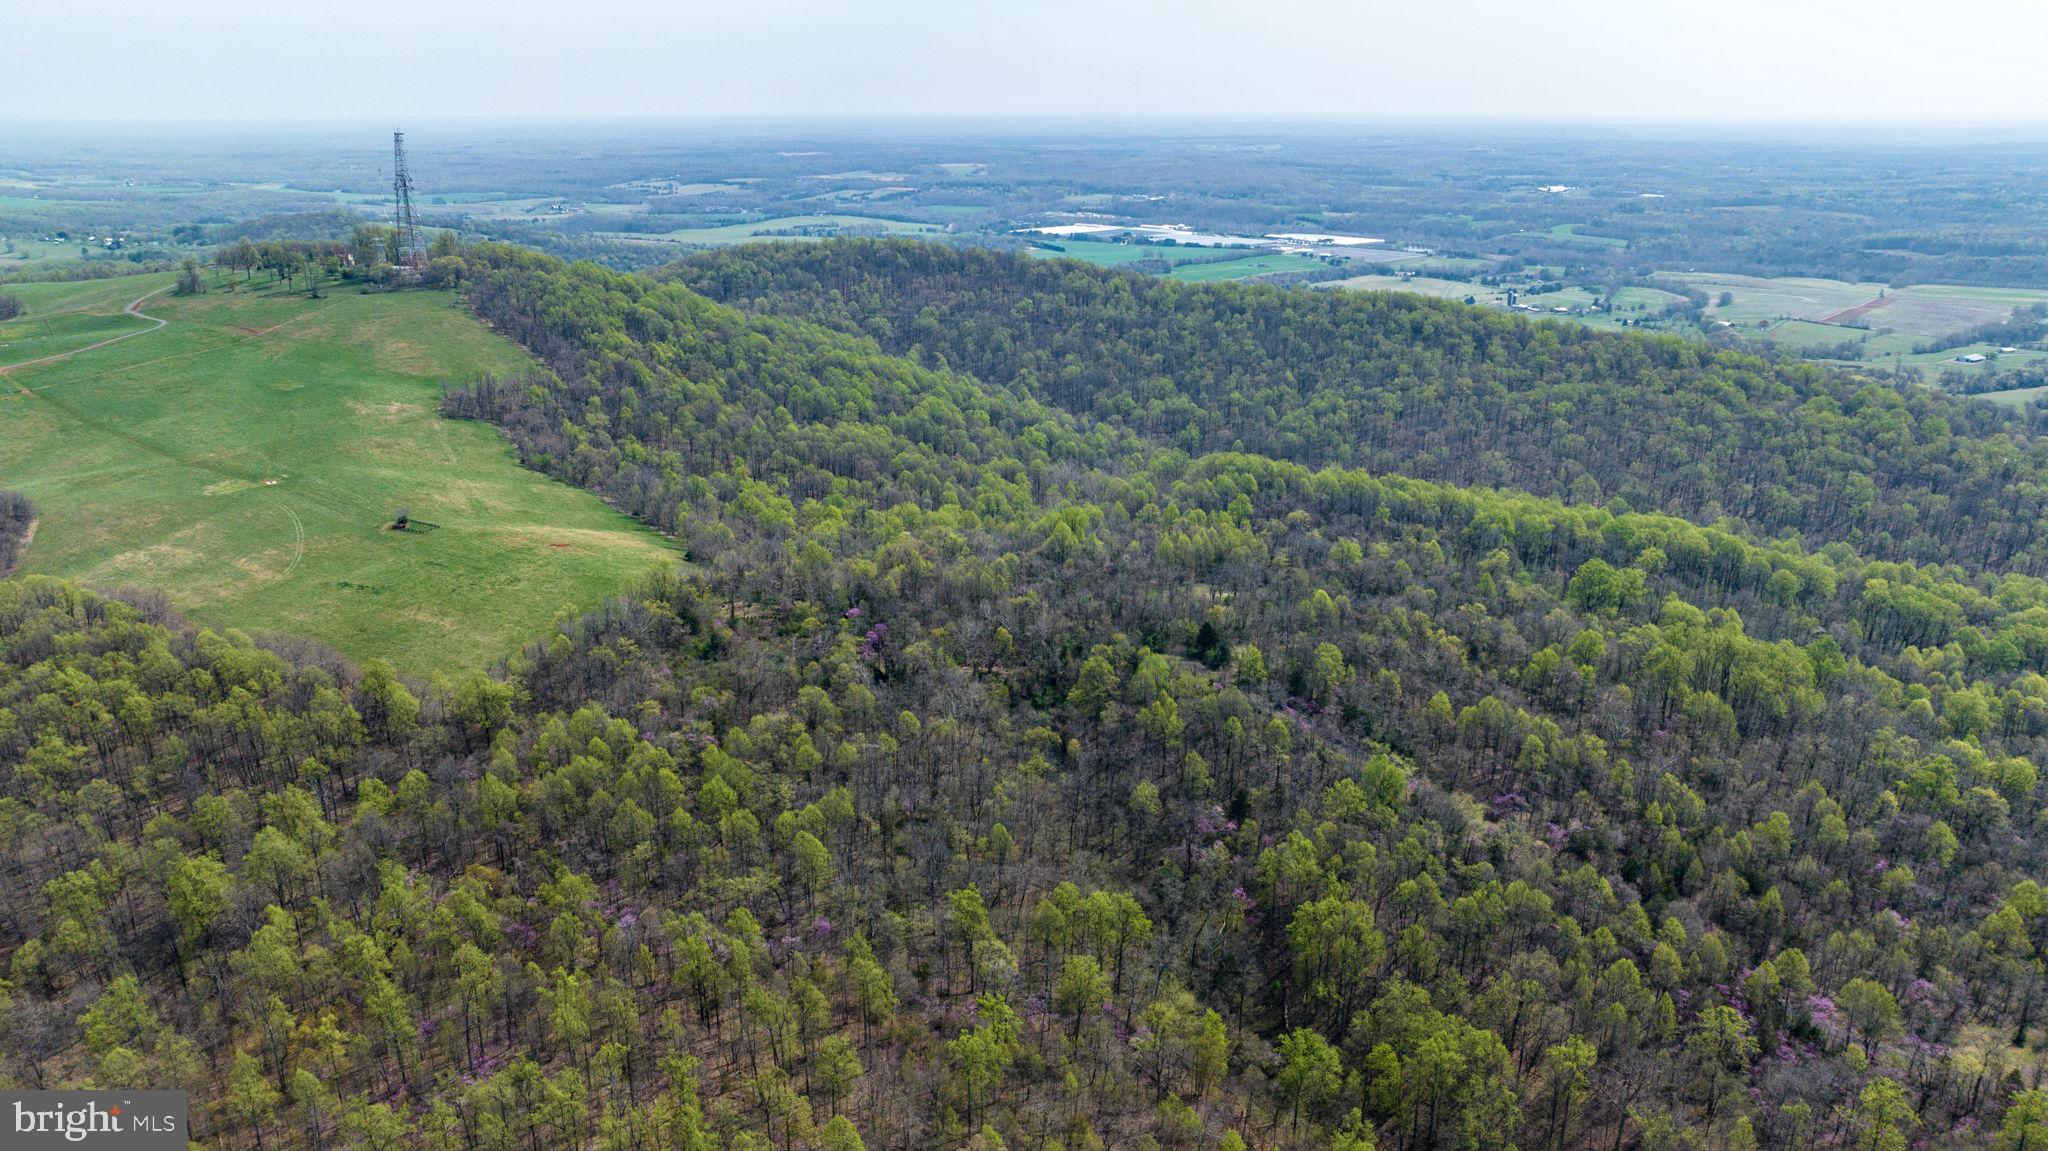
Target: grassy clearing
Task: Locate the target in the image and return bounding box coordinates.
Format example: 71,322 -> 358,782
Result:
1,272 -> 676,679
1543,224 -> 1629,248
1165,253 -> 1332,281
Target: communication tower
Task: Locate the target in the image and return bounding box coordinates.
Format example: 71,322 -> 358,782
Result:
392,130 -> 427,270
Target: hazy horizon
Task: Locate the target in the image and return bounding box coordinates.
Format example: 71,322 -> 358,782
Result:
14,118 -> 2048,151
9,0 -> 2048,125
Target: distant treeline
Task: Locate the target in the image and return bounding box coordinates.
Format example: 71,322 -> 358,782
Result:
0,255 -> 180,286
207,208 -> 369,245
212,225 -> 467,289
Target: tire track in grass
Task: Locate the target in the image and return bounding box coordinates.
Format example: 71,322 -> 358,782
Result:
0,285 -> 173,389
13,312 -> 308,398
262,491 -> 307,579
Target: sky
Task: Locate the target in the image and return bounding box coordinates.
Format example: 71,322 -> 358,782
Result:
8,0 -> 2048,124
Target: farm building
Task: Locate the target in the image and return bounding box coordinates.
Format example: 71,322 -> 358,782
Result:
1955,353 -> 1988,363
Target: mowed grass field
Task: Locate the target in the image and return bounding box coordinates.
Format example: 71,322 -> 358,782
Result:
0,272 -> 676,679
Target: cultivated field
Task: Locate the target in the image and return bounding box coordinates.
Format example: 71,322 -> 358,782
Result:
1681,273 -> 2048,360
1,272 -> 676,678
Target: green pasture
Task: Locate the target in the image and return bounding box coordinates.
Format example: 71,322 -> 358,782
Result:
0,272 -> 675,679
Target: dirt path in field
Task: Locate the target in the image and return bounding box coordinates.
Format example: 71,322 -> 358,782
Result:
1821,296 -> 1892,325
0,285 -> 174,389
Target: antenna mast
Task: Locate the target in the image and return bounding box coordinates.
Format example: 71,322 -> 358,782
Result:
392,129 -> 427,270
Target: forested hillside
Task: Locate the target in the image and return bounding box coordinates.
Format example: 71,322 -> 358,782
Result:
672,241 -> 2048,575
5,245 -> 2048,1151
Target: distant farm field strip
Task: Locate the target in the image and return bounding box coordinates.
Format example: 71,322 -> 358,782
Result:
1819,297 -> 1891,324
1323,274 -> 1499,300
608,214 -> 944,246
